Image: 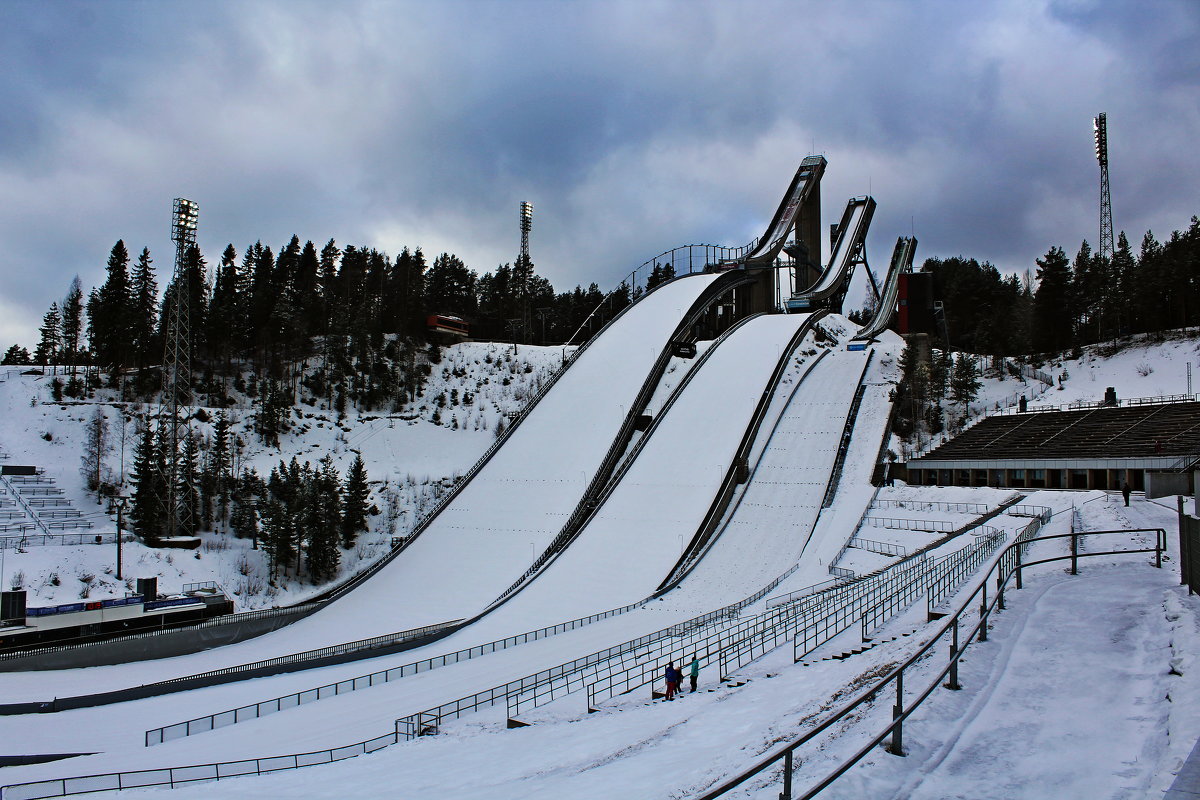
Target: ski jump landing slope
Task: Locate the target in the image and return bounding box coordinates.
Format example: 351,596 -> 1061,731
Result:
469,313 -> 815,632
3,274 -> 721,693
663,317 -> 872,611
320,272 -> 722,635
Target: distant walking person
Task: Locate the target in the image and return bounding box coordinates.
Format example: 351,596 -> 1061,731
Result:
688,657 -> 699,693
1122,481 -> 1132,506
664,662 -> 679,701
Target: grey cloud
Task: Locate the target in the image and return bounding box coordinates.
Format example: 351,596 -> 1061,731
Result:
1,0 -> 1197,346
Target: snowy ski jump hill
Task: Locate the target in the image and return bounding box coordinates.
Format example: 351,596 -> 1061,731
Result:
3,308 -> 1200,798
0,251 -> 919,793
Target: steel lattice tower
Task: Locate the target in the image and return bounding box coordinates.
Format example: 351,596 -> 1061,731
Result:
518,202 -> 533,341
157,197 -> 199,540
1094,113 -> 1113,262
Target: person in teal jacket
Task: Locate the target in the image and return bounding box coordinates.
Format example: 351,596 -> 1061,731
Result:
688,657 -> 700,693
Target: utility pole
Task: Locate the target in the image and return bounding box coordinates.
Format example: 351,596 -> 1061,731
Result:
107,495 -> 129,580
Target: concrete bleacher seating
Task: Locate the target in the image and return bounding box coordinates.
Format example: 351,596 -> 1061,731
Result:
925,401 -> 1200,463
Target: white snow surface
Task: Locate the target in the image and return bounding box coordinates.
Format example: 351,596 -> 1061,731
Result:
2,326 -> 1200,799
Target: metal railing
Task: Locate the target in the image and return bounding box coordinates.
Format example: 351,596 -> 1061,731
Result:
693,524 -> 1164,800
848,537 -> 908,557
870,499 -> 990,514
0,532 -> 122,549
862,517 -> 954,533
1,731 -> 405,800
146,598 -> 651,745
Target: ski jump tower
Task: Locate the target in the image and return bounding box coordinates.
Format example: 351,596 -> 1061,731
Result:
731,155 -> 827,315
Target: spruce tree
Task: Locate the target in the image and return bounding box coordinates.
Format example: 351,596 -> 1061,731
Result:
130,421 -> 163,545
61,276 -> 84,377
341,455 -> 369,549
130,248 -> 158,371
950,353 -> 982,406
79,407 -> 110,494
1033,246 -> 1072,353
36,303 -> 61,372
305,457 -> 343,582
90,240 -> 133,371
2,345 -> 32,365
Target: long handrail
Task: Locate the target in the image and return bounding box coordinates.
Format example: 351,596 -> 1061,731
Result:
693,524 -> 1163,800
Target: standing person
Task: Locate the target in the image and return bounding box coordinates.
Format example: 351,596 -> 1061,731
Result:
1122,481 -> 1132,506
688,657 -> 699,693
664,662 -> 677,701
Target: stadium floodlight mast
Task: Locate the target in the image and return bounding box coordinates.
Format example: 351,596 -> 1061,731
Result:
518,202 -> 534,342
157,197 -> 199,542
1094,113 -> 1113,263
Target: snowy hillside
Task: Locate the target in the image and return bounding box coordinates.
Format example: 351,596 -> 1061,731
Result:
900,328 -> 1200,459
0,341 -> 564,611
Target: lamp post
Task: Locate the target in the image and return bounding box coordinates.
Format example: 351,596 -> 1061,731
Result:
107,495 -> 129,580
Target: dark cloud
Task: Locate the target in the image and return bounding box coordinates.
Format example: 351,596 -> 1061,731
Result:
1,0 -> 1197,345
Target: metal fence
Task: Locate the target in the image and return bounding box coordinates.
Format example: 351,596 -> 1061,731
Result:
1,518 -> 1029,800
693,524 -> 1164,800
146,598 -> 650,745
847,537 -> 908,557
870,499 -> 990,514
1,731 -> 405,800
862,517 -> 954,533
0,532 -> 122,549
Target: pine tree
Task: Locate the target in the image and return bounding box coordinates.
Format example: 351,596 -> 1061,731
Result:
130,248 -> 159,371
210,411 -> 232,531
129,420 -> 163,545
230,469 -> 260,545
2,345 -> 32,365
950,353 -> 982,406
179,431 -> 202,536
341,454 -> 369,549
89,240 -> 133,371
60,276 -> 84,377
80,407 -> 110,494
207,244 -> 239,378
305,457 -> 343,582
36,303 -> 61,372
1111,232 -> 1137,337
1033,246 -> 1072,353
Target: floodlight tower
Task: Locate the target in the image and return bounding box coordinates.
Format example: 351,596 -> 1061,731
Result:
518,202 -> 533,341
157,197 -> 199,541
1094,113 -> 1113,262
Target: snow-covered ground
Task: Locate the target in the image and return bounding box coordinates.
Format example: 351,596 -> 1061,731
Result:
0,339 -> 566,611
1,325 -> 1199,799
3,493 -> 1189,800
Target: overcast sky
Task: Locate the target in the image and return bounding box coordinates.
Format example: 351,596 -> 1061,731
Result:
2,0 -> 1197,349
